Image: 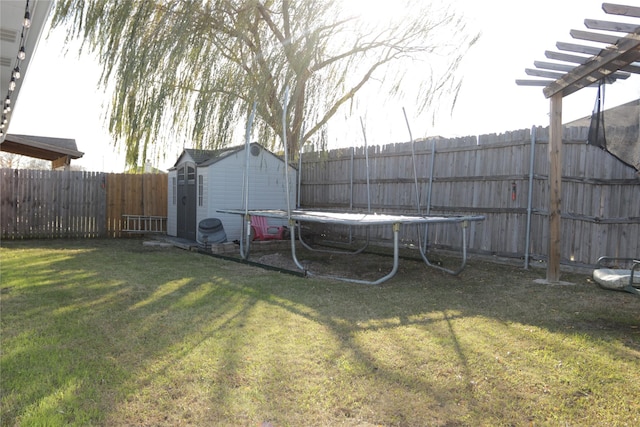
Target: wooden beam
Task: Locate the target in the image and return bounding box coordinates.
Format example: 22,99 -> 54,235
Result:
620,62 -> 640,74
535,60 -> 634,78
547,93 -> 563,283
539,63 -> 630,82
542,51 -> 622,84
52,155 -> 70,170
525,69 -> 565,79
584,19 -> 640,33
534,61 -> 575,72
515,79 -> 553,86
543,33 -> 640,97
602,3 -> 640,18
570,29 -> 620,44
545,50 -> 590,64
556,41 -> 602,56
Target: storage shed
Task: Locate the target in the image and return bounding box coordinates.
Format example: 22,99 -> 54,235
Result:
167,143 -> 297,242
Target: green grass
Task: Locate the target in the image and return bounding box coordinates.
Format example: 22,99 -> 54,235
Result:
1,239 -> 639,426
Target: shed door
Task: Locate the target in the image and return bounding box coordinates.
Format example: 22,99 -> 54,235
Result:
177,163 -> 197,240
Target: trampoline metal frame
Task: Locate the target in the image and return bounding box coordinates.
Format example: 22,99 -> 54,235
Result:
218,209 -> 485,285
227,89 -> 485,285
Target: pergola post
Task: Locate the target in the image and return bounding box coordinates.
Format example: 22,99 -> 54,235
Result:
547,93 -> 563,282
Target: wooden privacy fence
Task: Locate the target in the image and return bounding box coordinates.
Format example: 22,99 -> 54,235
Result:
299,126 -> 640,268
2,126 -> 638,269
1,170 -> 167,239
1,169 -> 106,238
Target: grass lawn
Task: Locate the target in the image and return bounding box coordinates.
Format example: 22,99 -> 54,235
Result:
1,238 -> 639,426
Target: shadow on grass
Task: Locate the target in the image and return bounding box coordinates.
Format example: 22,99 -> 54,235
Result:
2,238 -> 639,426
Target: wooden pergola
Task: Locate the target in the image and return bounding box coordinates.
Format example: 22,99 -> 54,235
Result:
516,3 -> 640,282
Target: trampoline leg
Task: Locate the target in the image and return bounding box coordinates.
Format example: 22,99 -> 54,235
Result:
298,223 -> 370,255
419,220 -> 469,276
288,218 -> 307,274
624,261 -> 640,296
312,223 -> 400,285
239,213 -> 252,260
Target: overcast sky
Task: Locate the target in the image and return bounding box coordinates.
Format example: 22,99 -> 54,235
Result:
8,0 -> 640,172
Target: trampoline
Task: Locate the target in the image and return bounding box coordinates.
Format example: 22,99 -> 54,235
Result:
219,91 -> 485,285
219,208 -> 485,285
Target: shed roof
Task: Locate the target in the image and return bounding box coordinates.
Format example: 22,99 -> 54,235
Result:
183,145 -> 242,165
172,142 -> 291,169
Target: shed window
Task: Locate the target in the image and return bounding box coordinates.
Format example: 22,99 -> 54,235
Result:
172,177 -> 176,205
198,175 -> 204,206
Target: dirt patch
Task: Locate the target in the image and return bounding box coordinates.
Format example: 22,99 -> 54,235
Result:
251,245 -> 437,282
255,252 -> 303,272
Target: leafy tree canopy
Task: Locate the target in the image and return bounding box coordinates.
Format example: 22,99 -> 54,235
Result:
52,0 -> 478,166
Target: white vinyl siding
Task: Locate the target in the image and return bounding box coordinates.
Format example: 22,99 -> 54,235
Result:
168,144 -> 296,241
204,148 -> 296,242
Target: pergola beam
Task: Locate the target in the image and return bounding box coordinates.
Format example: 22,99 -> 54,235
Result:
570,29 -> 621,44
584,18 -> 640,33
533,61 -> 576,72
525,69 -> 566,79
620,62 -> 640,73
556,41 -> 603,56
603,2 -> 640,17
514,79 -> 553,86
543,33 -> 640,97
534,59 -> 631,80
544,50 -> 590,65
